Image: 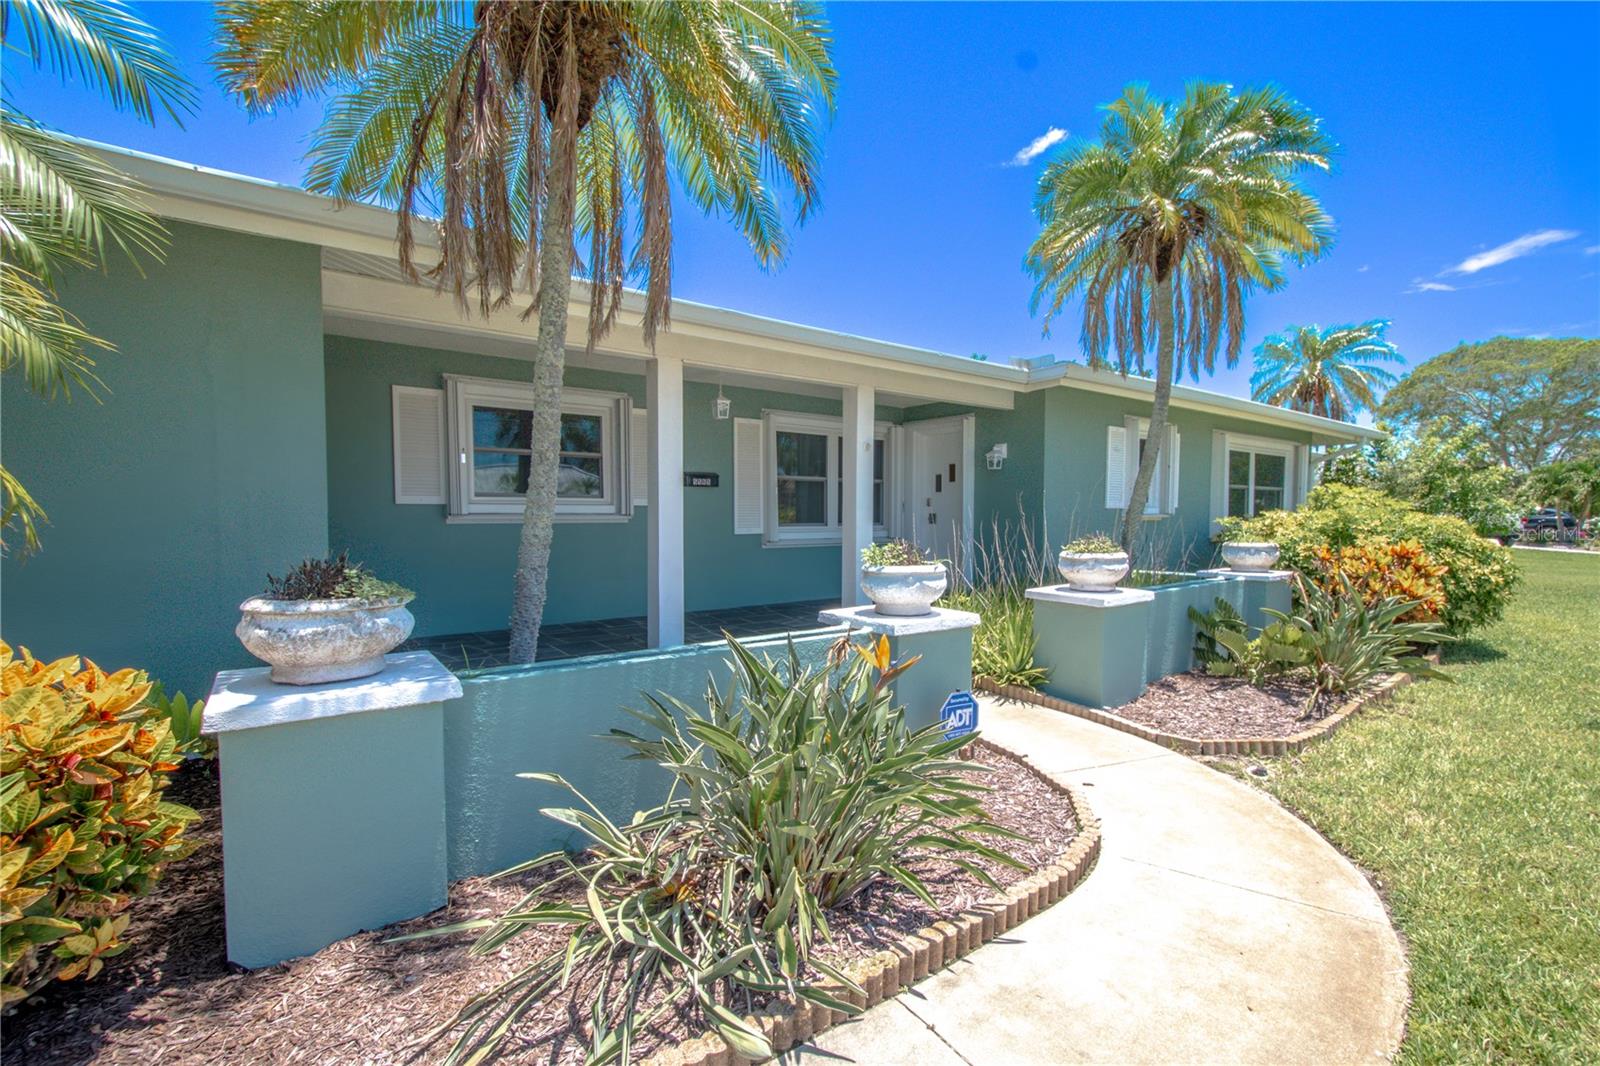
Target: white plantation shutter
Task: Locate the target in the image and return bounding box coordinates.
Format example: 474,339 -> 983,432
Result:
1105,425 -> 1127,508
1166,426 -> 1181,511
631,408 -> 650,506
392,385 -> 446,504
733,417 -> 764,534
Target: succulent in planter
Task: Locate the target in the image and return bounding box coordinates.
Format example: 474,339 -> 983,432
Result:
859,539 -> 948,616
237,552 -> 417,685
1057,533 -> 1131,591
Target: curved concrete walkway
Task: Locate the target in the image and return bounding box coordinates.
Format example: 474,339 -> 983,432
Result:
784,696 -> 1408,1065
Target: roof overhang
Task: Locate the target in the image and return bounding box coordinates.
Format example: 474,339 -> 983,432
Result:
80,136 -> 1380,441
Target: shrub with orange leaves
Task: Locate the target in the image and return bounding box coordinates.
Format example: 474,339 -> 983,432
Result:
1309,540 -> 1448,622
1,642 -> 199,1005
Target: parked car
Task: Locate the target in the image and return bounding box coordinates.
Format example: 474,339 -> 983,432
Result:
1520,509 -> 1588,543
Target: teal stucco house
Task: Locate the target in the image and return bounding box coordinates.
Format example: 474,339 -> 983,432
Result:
1,141 -> 1380,696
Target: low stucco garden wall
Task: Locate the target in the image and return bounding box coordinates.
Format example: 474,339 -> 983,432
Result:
442,629 -> 842,879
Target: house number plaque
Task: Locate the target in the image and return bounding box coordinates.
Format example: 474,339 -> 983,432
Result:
683,472 -> 720,488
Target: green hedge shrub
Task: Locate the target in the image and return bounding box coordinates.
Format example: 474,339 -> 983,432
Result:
1217,484 -> 1519,634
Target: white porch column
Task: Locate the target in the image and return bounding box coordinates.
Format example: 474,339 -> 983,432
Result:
841,383 -> 876,606
647,356 -> 685,647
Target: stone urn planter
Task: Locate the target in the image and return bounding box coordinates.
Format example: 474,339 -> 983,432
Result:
1057,536 -> 1130,592
860,563 -> 949,616
237,596 -> 415,685
1220,541 -> 1281,573
237,553 -> 416,685
859,540 -> 948,616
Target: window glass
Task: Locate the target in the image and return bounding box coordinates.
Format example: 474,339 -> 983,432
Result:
1228,449 -> 1251,487
1228,486 -> 1251,517
558,413 -> 604,498
474,452 -> 530,496
776,431 -> 828,526
776,431 -> 828,478
1253,452 -> 1286,514
873,439 -> 885,525
472,406 -> 533,496
474,406 -> 532,450
470,406 -> 606,499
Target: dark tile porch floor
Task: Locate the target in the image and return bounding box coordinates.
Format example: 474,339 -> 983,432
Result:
400,598 -> 840,672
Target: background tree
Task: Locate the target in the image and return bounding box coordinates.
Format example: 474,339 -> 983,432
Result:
216,1 -> 836,662
0,0 -> 195,552
1521,458 -> 1599,529
1379,336 -> 1600,472
1322,427 -> 1518,538
1250,318 -> 1403,421
1027,81 -> 1333,554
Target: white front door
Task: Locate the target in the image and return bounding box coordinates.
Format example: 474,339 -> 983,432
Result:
907,417 -> 969,561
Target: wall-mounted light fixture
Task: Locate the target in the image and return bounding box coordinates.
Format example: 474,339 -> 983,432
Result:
714,383 -> 731,420
985,443 -> 1008,471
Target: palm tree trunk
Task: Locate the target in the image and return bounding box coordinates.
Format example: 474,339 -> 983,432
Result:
1121,276 -> 1175,558
508,129 -> 578,664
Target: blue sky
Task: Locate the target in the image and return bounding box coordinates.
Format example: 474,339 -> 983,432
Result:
10,1 -> 1599,404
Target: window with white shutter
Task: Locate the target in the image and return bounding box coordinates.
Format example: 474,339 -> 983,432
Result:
1166,426 -> 1181,511
732,417 -> 764,534
631,408 -> 650,507
1104,425 -> 1127,509
392,386 -> 447,504
1109,420 -> 1179,514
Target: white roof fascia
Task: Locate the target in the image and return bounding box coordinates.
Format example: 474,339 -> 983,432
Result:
81,136 -> 1376,443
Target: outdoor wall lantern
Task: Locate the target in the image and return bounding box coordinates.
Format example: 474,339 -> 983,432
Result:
986,443 -> 1008,470
714,384 -> 731,420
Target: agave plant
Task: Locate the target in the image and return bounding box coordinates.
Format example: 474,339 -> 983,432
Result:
1278,573 -> 1451,704
408,634 -> 1023,1064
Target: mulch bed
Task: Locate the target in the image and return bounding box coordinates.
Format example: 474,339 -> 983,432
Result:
6,744 -> 1076,1065
1111,671 -> 1353,739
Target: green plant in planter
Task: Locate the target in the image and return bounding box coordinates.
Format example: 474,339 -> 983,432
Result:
407,634 -> 1024,1064
1062,533 -> 1123,554
264,550 -> 413,602
860,539 -> 934,567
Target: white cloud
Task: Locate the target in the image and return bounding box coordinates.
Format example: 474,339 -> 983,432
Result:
1409,279 -> 1457,293
1446,229 -> 1579,274
1357,264 -> 1370,273
1586,245 -> 1600,255
1005,126 -> 1068,167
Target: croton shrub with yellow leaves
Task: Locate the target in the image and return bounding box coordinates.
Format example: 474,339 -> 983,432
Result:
1,642 -> 199,1005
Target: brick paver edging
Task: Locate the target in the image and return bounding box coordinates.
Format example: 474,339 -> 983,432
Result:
975,666 -> 1426,758
641,740 -> 1103,1066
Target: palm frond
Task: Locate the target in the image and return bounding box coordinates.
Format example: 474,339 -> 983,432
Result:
3,0 -> 197,123
1250,319 -> 1403,421
0,110 -> 166,285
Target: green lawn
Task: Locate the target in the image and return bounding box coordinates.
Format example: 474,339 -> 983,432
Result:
1256,550 -> 1600,1064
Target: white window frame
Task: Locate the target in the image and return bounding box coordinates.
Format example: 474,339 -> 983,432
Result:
443,374 -> 633,523
1221,433 -> 1296,519
763,411 -> 891,546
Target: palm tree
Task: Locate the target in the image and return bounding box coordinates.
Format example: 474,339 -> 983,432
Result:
216,1 -> 835,662
0,0 -> 195,552
1027,82 -> 1334,554
1251,319 -> 1403,421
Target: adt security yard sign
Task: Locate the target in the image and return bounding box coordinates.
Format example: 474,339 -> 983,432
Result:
940,691 -> 979,739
